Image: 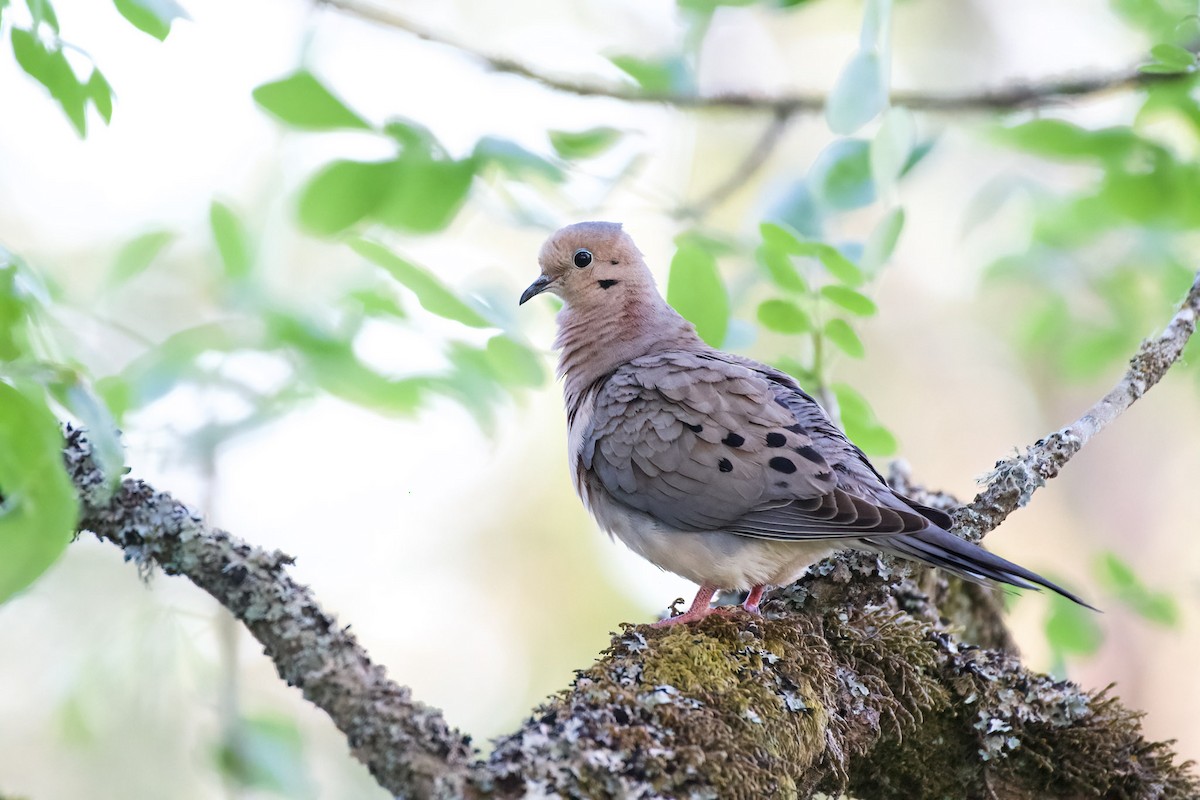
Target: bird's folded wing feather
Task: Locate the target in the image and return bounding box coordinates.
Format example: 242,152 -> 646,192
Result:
579,350 -> 932,538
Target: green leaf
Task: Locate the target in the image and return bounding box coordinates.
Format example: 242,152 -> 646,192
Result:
267,314 -> 427,415
383,118 -> 442,155
1097,551 -> 1137,590
833,382 -> 896,455
993,120 -> 1145,165
346,285 -> 407,320
1147,42 -> 1197,71
548,127 -> 622,160
349,239 -> 491,328
1045,591 -> 1104,656
86,68 -> 113,123
858,0 -> 892,50
100,322 -> 264,416
667,241 -> 729,346
1094,551 -> 1179,626
373,157 -> 476,234
814,245 -> 865,287
826,49 -> 887,135
820,285 -> 877,316
0,382 -> 79,604
214,713 -> 313,797
112,0 -> 188,40
0,262 -> 31,361
760,222 -> 806,254
609,54 -> 692,93
27,0 -> 58,31
11,28 -> 88,136
756,244 -> 807,293
47,377 -> 124,499
209,201 -> 252,279
759,223 -> 865,287
297,160 -> 392,236
252,70 -> 370,131
297,139 -> 476,235
870,107 -> 915,195
472,136 -> 563,182
861,207 -> 904,273
757,299 -> 811,333
1139,61 -> 1194,74
484,335 -> 544,388
109,230 -> 175,287
823,318 -> 865,358
809,138 -> 876,211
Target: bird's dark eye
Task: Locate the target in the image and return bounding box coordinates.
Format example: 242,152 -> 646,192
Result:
573,249 -> 593,269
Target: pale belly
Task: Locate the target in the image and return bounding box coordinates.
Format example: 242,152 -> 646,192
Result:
584,482 -> 842,590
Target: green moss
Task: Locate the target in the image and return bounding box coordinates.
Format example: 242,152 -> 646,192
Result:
485,580 -> 1198,799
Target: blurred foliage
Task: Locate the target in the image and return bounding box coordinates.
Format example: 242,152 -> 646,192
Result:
1041,548 -> 1181,674
214,714 -> 315,799
981,5 -> 1200,388
1,0 -> 184,137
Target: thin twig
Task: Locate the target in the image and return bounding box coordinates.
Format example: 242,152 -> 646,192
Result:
677,107 -> 794,220
956,270 -> 1200,541
320,0 -> 1190,113
63,428 -> 479,800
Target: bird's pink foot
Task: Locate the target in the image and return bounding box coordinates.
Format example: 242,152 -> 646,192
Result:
742,584 -> 766,615
654,584 -> 718,627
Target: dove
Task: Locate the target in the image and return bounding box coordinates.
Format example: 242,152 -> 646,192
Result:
520,221 -> 1090,625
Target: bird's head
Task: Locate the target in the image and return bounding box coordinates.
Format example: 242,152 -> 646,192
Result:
519,221 -> 652,309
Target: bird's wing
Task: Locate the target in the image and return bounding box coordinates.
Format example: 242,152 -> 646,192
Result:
580,350 -> 932,537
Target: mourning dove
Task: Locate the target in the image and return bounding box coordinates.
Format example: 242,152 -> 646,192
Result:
520,221 -> 1089,625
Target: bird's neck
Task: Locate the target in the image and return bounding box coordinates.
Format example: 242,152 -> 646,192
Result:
555,291 -> 702,411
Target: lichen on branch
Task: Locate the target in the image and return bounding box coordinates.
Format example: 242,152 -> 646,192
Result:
957,270 -> 1200,543
487,583 -> 1198,799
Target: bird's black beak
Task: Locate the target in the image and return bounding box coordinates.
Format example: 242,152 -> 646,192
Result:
519,274 -> 554,305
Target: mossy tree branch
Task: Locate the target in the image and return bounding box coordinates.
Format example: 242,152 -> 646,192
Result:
487,577 -> 1198,799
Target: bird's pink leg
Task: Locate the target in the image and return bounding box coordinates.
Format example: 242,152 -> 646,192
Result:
654,584 -> 719,627
742,584 -> 766,615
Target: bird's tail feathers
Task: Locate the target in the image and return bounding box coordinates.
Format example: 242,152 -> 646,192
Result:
873,527 -> 1095,610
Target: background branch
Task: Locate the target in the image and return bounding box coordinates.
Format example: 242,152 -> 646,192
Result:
321,0 -> 1192,113
677,108 -> 794,219
64,428 -> 478,800
955,270 -> 1200,542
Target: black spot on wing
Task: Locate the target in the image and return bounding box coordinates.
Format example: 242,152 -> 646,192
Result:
685,422 -> 703,433
765,432 -> 787,447
769,457 -> 797,474
718,458 -> 733,473
784,424 -> 805,433
795,445 -> 823,464
722,432 -> 745,447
